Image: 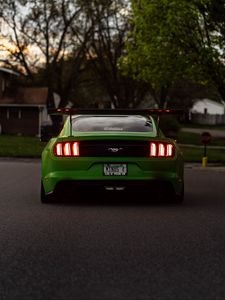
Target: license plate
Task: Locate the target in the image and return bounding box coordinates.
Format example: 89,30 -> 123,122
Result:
103,164 -> 127,176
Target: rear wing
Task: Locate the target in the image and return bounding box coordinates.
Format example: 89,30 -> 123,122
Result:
48,108 -> 183,115
48,108 -> 183,136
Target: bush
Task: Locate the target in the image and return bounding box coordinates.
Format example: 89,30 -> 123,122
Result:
158,116 -> 181,139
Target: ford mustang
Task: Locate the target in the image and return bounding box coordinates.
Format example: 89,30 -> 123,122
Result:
41,109 -> 184,203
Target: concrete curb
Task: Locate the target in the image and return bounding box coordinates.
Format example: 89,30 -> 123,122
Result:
185,163 -> 225,171
0,157 -> 40,163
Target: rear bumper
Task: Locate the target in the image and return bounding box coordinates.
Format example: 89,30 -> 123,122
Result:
42,167 -> 183,197
42,153 -> 184,197
52,179 -> 183,197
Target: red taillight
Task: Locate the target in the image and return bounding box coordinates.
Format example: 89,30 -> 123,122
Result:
158,143 -> 165,157
54,142 -> 80,157
150,142 -> 157,157
166,144 -> 173,157
55,143 -> 63,156
72,142 -> 79,156
149,142 -> 174,158
64,142 -> 71,156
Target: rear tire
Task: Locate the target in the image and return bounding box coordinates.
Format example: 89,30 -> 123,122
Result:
41,182 -> 53,203
173,183 -> 184,204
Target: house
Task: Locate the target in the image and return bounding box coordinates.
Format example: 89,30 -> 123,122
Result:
0,67 -> 60,136
190,98 -> 225,125
191,98 -> 225,115
0,86 -> 53,136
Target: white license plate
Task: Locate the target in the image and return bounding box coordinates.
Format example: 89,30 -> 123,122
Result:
103,164 -> 127,176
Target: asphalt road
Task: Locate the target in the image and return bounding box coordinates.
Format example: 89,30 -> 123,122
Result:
1,160 -> 225,300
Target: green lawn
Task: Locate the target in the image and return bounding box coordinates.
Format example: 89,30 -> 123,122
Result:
0,135 -> 45,158
178,130 -> 225,164
177,131 -> 225,147
182,123 -> 225,131
180,146 -> 225,164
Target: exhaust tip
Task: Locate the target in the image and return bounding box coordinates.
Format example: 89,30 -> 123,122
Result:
104,186 -> 125,191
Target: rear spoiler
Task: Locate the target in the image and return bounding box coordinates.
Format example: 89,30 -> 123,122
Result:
48,108 -> 183,136
48,108 -> 183,115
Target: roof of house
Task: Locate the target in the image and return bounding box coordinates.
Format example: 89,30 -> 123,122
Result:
0,87 -> 48,106
191,98 -> 225,115
193,98 -> 225,108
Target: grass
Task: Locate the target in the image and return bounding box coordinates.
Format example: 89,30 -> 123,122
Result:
177,130 -> 225,164
177,131 -> 225,147
182,123 -> 225,131
180,146 -> 225,164
0,135 -> 45,158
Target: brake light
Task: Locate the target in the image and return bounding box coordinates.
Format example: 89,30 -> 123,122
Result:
166,144 -> 173,157
150,142 -> 157,157
149,142 -> 174,158
54,142 -> 80,157
158,143 -> 165,157
72,142 -> 79,156
55,143 -> 63,156
64,143 -> 71,156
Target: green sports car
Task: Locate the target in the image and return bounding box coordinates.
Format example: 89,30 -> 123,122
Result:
41,109 -> 184,203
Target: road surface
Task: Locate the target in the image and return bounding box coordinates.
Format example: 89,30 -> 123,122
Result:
0,159 -> 225,300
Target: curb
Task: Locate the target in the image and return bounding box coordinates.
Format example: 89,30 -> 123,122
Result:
0,157 -> 41,163
185,163 -> 225,171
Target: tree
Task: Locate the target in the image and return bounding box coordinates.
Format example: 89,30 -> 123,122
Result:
194,0 -> 225,101
80,0 -> 149,108
0,0 -> 92,107
122,0 -> 194,108
121,0 -> 225,108
123,0 -> 225,107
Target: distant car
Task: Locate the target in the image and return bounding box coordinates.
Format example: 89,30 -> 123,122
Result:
41,109 -> 184,203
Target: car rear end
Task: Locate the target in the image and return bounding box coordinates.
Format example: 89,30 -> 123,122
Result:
41,114 -> 184,202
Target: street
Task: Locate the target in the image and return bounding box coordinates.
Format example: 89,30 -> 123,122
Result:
0,159 -> 225,300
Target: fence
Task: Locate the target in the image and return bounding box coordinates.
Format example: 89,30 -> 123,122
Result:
190,113 -> 225,125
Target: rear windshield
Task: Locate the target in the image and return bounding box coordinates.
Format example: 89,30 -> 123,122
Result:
72,115 -> 153,132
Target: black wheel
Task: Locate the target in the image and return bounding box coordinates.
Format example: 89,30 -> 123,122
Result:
41,182 -> 53,203
173,183 -> 184,204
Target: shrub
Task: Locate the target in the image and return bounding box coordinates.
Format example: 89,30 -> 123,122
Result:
158,116 -> 181,139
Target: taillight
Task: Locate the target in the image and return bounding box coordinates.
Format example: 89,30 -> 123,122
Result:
150,142 -> 157,157
149,142 -> 174,158
158,143 -> 165,157
55,143 -> 63,156
54,142 -> 80,157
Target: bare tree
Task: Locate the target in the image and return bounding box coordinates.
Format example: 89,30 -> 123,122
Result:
82,0 -> 148,108
0,0 -> 149,108
0,0 -> 92,107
